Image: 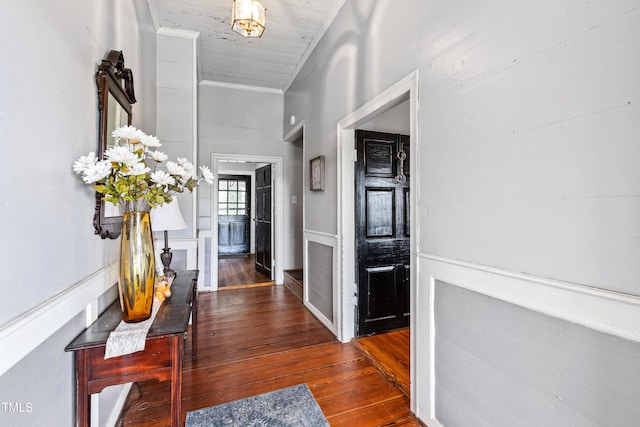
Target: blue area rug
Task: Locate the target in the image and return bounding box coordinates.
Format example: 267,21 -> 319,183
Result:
185,384 -> 329,427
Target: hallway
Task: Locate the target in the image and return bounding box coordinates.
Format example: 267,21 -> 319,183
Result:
118,286 -> 418,426
217,254 -> 273,288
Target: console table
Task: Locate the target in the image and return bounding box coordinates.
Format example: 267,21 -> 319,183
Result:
65,270 -> 198,427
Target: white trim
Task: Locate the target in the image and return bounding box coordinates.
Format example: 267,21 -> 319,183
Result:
283,120 -> 305,143
416,253 -> 640,425
421,253 -> 640,342
199,80 -> 283,95
106,383 -> 133,427
197,229 -> 212,290
336,70 -> 420,410
191,33 -> 199,240
157,27 -> 200,39
303,230 -> 339,337
0,263 -> 118,376
283,0 -> 347,92
210,154 -> 285,290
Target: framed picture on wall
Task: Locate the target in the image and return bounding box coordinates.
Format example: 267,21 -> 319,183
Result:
310,155 -> 325,191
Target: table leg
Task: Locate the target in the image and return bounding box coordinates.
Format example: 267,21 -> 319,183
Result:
170,334 -> 183,427
76,350 -> 90,427
192,287 -> 198,359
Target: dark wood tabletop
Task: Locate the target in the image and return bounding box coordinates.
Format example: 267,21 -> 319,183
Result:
65,270 -> 198,352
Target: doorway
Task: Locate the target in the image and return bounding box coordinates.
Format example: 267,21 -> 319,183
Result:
336,71 -> 419,411
355,130 -> 410,336
210,154 -> 284,291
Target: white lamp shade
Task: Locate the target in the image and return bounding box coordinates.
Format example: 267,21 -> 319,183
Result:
150,200 -> 187,232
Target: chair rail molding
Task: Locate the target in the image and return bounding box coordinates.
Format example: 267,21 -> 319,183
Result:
415,252 -> 640,424
0,263 -> 118,376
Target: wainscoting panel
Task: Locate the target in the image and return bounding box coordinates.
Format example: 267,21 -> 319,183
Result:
415,254 -> 640,426
304,230 -> 338,336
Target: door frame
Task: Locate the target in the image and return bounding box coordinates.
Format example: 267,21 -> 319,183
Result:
337,71 -> 419,409
210,153 -> 284,291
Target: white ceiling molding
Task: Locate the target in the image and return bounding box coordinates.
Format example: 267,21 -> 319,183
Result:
157,27 -> 201,39
199,80 -> 283,95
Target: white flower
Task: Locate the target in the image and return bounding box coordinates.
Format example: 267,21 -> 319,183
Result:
177,158 -> 197,178
199,165 -> 214,184
73,152 -> 97,174
74,126 -> 210,210
149,151 -> 169,163
122,162 -> 150,176
112,126 -> 141,142
166,161 -> 188,179
82,160 -> 112,183
150,170 -> 176,187
105,145 -> 139,166
140,134 -> 161,148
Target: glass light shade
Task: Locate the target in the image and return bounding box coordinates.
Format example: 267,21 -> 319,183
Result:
232,0 -> 266,38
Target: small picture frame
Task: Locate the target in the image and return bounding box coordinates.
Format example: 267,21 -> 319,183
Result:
309,155 -> 325,191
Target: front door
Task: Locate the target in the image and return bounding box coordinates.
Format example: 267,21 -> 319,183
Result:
355,130 -> 410,336
255,165 -> 272,278
218,175 -> 251,255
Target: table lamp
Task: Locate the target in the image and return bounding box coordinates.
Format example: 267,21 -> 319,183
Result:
151,199 -> 187,277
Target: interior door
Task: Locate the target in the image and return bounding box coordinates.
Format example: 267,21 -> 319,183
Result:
255,165 -> 272,277
218,175 -> 251,255
355,130 -> 410,336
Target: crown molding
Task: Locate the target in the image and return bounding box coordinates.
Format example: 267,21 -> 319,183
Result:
199,80 -> 283,95
157,27 -> 200,39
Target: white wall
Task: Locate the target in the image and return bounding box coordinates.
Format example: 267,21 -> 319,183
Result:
361,99 -> 410,135
198,84 -> 301,272
283,141 -> 304,269
156,30 -> 199,241
0,1 -> 156,425
284,0 -> 640,424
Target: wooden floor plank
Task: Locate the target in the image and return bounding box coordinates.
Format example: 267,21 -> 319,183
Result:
118,285 -> 418,426
217,254 -> 272,288
354,328 -> 411,397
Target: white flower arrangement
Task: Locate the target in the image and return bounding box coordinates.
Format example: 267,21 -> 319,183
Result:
74,125 -> 214,211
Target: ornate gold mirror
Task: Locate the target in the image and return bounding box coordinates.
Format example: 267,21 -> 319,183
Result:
94,50 -> 136,239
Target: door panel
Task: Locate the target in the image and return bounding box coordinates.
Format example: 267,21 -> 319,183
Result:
218,175 -> 251,255
356,130 -> 410,336
255,165 -> 272,277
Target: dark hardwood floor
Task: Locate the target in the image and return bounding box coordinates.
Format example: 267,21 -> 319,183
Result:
217,253 -> 273,288
354,328 -> 410,398
118,285 -> 419,426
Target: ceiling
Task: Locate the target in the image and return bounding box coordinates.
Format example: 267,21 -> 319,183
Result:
149,0 -> 345,91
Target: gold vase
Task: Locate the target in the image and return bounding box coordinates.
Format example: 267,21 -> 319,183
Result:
119,211 -> 156,322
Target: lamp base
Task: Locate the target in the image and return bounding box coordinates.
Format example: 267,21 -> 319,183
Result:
160,231 -> 176,277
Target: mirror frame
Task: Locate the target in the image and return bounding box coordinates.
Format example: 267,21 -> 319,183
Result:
94,50 -> 136,239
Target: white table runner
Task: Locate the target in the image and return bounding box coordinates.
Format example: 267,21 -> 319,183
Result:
104,300 -> 162,359
104,276 -> 173,359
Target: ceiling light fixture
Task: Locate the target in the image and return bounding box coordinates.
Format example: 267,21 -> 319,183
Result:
231,0 -> 266,38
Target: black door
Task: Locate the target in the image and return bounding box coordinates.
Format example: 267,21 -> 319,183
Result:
355,130 -> 410,336
218,175 -> 251,255
255,165 -> 272,277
